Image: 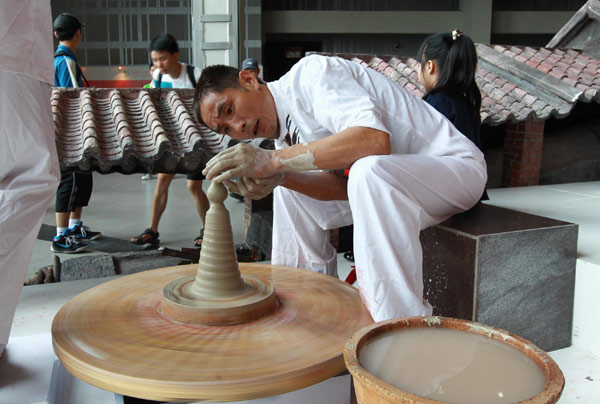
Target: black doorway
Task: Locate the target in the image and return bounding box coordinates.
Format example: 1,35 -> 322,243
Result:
263,40 -> 323,81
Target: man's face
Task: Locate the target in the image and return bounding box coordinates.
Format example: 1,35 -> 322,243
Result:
199,72 -> 278,140
244,68 -> 260,79
150,50 -> 179,77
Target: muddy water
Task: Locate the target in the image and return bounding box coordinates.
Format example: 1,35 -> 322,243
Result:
359,327 -> 546,403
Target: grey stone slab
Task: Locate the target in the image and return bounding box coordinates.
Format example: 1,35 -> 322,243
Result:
111,250 -> 189,275
60,254 -> 115,281
114,253 -> 190,275
420,203 -> 578,352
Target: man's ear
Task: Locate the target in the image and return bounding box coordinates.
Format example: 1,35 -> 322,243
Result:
54,31 -> 59,39
239,69 -> 259,89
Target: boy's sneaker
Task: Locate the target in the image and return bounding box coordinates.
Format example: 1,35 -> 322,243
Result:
51,234 -> 88,254
68,222 -> 102,241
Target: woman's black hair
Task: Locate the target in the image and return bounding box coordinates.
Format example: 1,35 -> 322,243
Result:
417,31 -> 481,117
149,33 -> 179,54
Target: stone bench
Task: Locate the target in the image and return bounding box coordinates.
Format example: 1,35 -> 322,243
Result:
420,202 -> 578,352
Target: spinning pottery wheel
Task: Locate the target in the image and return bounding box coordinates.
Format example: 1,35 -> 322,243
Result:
51,182 -> 373,402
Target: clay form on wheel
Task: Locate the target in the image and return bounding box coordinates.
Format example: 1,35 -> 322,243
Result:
52,182 -> 373,402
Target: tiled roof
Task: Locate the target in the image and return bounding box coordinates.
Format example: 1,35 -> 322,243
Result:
319,43 -> 600,126
54,44 -> 599,174
52,87 -> 229,173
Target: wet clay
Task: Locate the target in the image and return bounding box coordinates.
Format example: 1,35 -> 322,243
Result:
161,181 -> 276,325
280,150 -> 317,170
359,327 -> 546,403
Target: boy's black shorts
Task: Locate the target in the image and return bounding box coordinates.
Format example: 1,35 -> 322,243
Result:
55,171 -> 93,212
186,168 -> 206,181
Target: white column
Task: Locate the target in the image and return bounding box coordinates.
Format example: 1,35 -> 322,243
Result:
460,0 -> 493,44
192,0 -> 239,68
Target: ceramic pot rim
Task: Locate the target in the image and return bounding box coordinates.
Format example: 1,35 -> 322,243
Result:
343,316 -> 565,404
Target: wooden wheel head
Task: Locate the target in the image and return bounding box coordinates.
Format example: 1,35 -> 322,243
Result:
52,264 -> 374,402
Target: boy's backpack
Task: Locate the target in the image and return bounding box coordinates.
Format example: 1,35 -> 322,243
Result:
157,64 -> 197,89
54,50 -> 90,87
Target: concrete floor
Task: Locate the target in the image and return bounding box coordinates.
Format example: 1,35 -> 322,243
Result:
3,174 -> 600,403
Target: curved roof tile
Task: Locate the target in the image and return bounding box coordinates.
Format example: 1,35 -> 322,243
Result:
52,88 -> 230,174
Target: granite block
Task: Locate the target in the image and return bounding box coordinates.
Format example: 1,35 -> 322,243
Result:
60,254 -> 115,282
420,203 -> 578,351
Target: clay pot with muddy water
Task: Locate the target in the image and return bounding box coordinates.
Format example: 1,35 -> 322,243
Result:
344,316 -> 564,404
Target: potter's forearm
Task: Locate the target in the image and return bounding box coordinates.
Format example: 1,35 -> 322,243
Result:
274,126 -> 391,172
281,171 -> 348,201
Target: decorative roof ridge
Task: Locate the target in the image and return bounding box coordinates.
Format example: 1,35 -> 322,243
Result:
547,0 -> 600,48
476,44 -> 581,107
588,0 -> 600,18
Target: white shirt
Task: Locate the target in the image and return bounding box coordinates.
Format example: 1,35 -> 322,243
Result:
152,63 -> 201,89
0,0 -> 53,84
267,55 -> 483,161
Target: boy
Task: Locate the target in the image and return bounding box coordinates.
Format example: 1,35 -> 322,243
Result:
52,12 -> 101,254
130,34 -> 209,247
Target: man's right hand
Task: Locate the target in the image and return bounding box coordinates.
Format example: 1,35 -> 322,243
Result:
223,173 -> 284,200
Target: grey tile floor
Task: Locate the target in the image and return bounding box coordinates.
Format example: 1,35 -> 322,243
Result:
13,175 -> 600,403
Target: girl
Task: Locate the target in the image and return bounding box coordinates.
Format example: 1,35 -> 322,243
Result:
417,29 -> 488,199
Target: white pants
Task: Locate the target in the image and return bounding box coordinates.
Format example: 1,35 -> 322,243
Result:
0,72 -> 60,351
272,153 -> 486,322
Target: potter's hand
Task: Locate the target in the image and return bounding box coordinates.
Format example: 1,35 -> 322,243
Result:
224,173 -> 284,200
203,143 -> 277,183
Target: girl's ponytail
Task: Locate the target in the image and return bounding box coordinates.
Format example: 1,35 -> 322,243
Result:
417,30 -> 482,119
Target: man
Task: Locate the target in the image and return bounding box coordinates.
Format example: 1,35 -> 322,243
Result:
52,12 -> 101,253
130,34 -> 209,247
141,62 -> 157,180
241,57 -> 260,78
0,1 -> 60,356
228,57 -> 263,202
194,55 -> 487,322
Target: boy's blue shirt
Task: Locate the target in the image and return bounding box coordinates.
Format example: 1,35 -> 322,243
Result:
54,44 -> 83,88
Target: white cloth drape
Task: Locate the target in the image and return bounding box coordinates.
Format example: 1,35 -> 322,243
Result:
0,0 -> 59,353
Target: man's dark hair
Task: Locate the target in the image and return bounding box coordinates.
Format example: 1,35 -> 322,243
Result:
193,65 -> 244,127
149,33 -> 179,54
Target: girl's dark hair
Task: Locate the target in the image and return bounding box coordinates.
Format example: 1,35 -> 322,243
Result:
149,33 -> 179,54
417,31 -> 481,117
